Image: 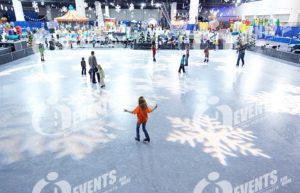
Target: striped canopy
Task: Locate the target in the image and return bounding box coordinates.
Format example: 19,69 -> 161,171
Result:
55,10 -> 89,23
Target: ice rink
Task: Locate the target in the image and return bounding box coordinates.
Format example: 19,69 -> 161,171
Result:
0,48 -> 299,193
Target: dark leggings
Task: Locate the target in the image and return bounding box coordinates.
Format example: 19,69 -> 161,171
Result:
136,122 -> 150,140
236,53 -> 245,67
82,67 -> 86,75
178,65 -> 185,73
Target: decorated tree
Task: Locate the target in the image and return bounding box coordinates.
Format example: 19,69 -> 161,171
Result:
276,18 -> 280,27
28,32 -> 33,47
138,32 -> 145,43
146,32 -> 151,42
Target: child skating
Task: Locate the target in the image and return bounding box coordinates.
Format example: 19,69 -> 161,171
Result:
124,97 -> 158,143
39,43 -> 45,62
178,55 -> 186,73
204,44 -> 209,63
151,42 -> 157,62
81,57 -> 86,76
97,64 -> 106,88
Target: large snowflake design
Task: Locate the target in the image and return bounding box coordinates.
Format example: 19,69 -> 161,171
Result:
166,116 -> 270,166
244,84 -> 300,116
0,87 -> 123,165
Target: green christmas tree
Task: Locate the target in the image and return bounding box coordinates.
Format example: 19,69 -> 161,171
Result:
146,32 -> 151,42
276,18 -> 280,27
138,32 -> 145,43
28,33 -> 33,47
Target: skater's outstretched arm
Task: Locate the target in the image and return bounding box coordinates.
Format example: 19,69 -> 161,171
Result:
152,104 -> 158,112
124,109 -> 133,113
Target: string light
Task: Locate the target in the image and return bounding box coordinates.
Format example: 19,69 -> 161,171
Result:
24,15 -> 47,22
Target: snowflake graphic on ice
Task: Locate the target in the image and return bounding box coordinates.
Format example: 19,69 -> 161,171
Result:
166,116 -> 270,166
0,87 -> 123,165
244,84 -> 300,116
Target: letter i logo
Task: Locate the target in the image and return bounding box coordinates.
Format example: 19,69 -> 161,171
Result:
204,96 -> 233,126
193,172 -> 233,193
32,172 -> 71,193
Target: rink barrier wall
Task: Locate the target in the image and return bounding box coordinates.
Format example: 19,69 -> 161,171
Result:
0,41 -> 34,65
0,48 -> 34,65
248,46 -> 300,66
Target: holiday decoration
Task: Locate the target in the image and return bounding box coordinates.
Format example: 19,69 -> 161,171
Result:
61,6 -> 68,12
146,32 -> 151,42
276,18 -> 280,27
55,5 -> 89,23
28,32 -> 33,47
115,4 -> 121,13
209,20 -> 219,30
1,17 -> 7,23
138,32 -> 145,43
32,1 -> 39,13
129,3 -> 134,12
198,22 -> 209,30
15,26 -> 22,35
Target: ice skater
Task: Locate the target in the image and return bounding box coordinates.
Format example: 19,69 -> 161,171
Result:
236,39 -> 246,67
88,51 -> 98,84
124,96 -> 158,143
151,42 -> 157,62
39,43 -> 45,62
178,55 -> 186,73
81,57 -> 86,76
185,44 -> 190,66
204,44 -> 209,63
97,64 -> 106,88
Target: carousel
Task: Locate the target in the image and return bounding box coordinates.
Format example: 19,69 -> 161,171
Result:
53,5 -> 90,49
54,5 -> 89,23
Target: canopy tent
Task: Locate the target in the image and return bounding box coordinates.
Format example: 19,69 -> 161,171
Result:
54,6 -> 88,23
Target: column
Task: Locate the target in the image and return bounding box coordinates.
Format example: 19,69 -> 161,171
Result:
189,0 -> 199,24
46,5 -> 52,21
171,2 -> 177,21
105,5 -> 110,18
12,0 -> 25,21
75,0 -> 86,17
95,1 -> 104,27
288,8 -> 300,26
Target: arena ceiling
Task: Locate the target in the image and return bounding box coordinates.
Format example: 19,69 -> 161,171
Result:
0,0 -> 262,9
